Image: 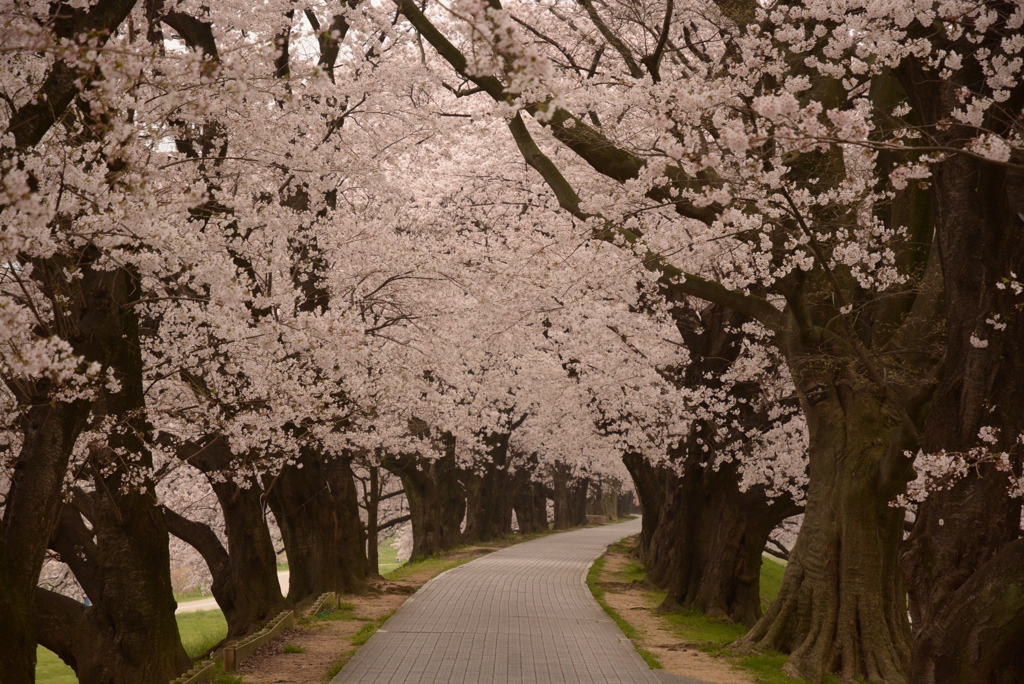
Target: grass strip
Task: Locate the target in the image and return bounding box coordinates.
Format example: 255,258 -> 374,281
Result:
586,556 -> 663,669
591,544 -> 837,684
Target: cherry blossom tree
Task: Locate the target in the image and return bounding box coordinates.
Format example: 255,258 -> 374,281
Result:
393,0 -> 1023,681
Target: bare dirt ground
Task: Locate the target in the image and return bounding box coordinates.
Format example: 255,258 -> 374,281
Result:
236,583 -> 408,684
599,551 -> 755,684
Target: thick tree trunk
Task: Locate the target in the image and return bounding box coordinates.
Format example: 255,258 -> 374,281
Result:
739,389 -> 912,683
163,436 -> 288,640
0,257 -> 143,683
265,452 -> 368,601
622,452 -> 667,569
39,258 -> 189,684
461,428 -> 524,543
624,452 -> 798,626
462,470 -> 513,542
569,476 -> 590,525
47,480 -> 191,684
905,482 -> 1024,684
617,489 -> 637,516
0,400 -> 87,684
551,465 -> 573,530
461,464 -> 514,542
893,77 -> 1024,683
209,478 -> 288,636
366,466 -> 381,574
383,452 -> 465,561
600,479 -> 620,521
512,476 -> 548,534
1,0 -> 145,669
163,436 -> 286,638
552,464 -> 589,529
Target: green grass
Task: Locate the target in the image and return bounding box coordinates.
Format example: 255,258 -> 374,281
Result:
383,554 -> 476,581
586,556 -> 660,667
36,610 -> 229,683
323,650 -> 353,682
36,648 -> 76,684
377,538 -> 403,574
760,555 -> 787,604
176,609 -> 228,659
351,623 -> 378,646
282,643 -> 306,653
588,549 -> 837,684
322,609 -> 396,682
736,652 -> 833,684
655,603 -> 748,646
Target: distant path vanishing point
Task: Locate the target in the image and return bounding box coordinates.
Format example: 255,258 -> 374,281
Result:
334,518 -> 708,684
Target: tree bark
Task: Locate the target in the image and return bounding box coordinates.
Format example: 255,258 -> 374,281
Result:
624,452 -> 798,626
264,451 -> 368,601
600,479 -> 620,521
0,253 -> 147,683
0,399 -> 88,684
48,480 -> 191,684
382,451 -> 465,561
738,387 -> 913,683
366,466 -> 381,574
181,437 -> 288,639
512,473 -> 548,534
552,464 -> 589,529
623,452 -> 667,569
461,466 -> 514,542
895,52 -> 1024,683
461,432 -> 520,543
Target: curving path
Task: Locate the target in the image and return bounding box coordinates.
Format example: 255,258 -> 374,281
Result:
334,518 -> 706,684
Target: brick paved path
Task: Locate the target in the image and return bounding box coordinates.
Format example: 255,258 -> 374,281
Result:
334,518 -> 700,683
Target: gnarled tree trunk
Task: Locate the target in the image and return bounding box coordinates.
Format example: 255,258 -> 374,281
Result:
739,387 -> 912,683
623,452 -> 668,570
383,451 -> 465,561
624,452 -> 799,626
895,65 -> 1024,683
0,399 -> 88,684
162,436 -> 287,641
265,451 -> 368,601
551,463 -> 589,529
45,478 -> 191,684
461,466 -> 514,542
462,431 -> 520,543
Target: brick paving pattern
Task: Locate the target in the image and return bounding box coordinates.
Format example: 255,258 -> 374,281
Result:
334,519 -> 692,683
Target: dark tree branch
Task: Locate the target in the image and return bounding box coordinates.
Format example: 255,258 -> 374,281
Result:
161,506 -> 230,578
378,514 -> 412,533
5,0 -> 140,149
642,0 -> 673,82
765,538 -> 791,561
35,586 -> 85,670
577,0 -> 644,78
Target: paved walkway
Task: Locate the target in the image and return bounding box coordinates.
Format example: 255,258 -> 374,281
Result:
334,519 -> 700,684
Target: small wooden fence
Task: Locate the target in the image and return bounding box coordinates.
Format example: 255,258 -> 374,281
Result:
221,609 -> 296,672
170,592 -> 339,683
170,660 -> 216,684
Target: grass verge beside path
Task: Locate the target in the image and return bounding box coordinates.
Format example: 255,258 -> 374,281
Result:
589,538 -> 838,684
586,556 -> 663,670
